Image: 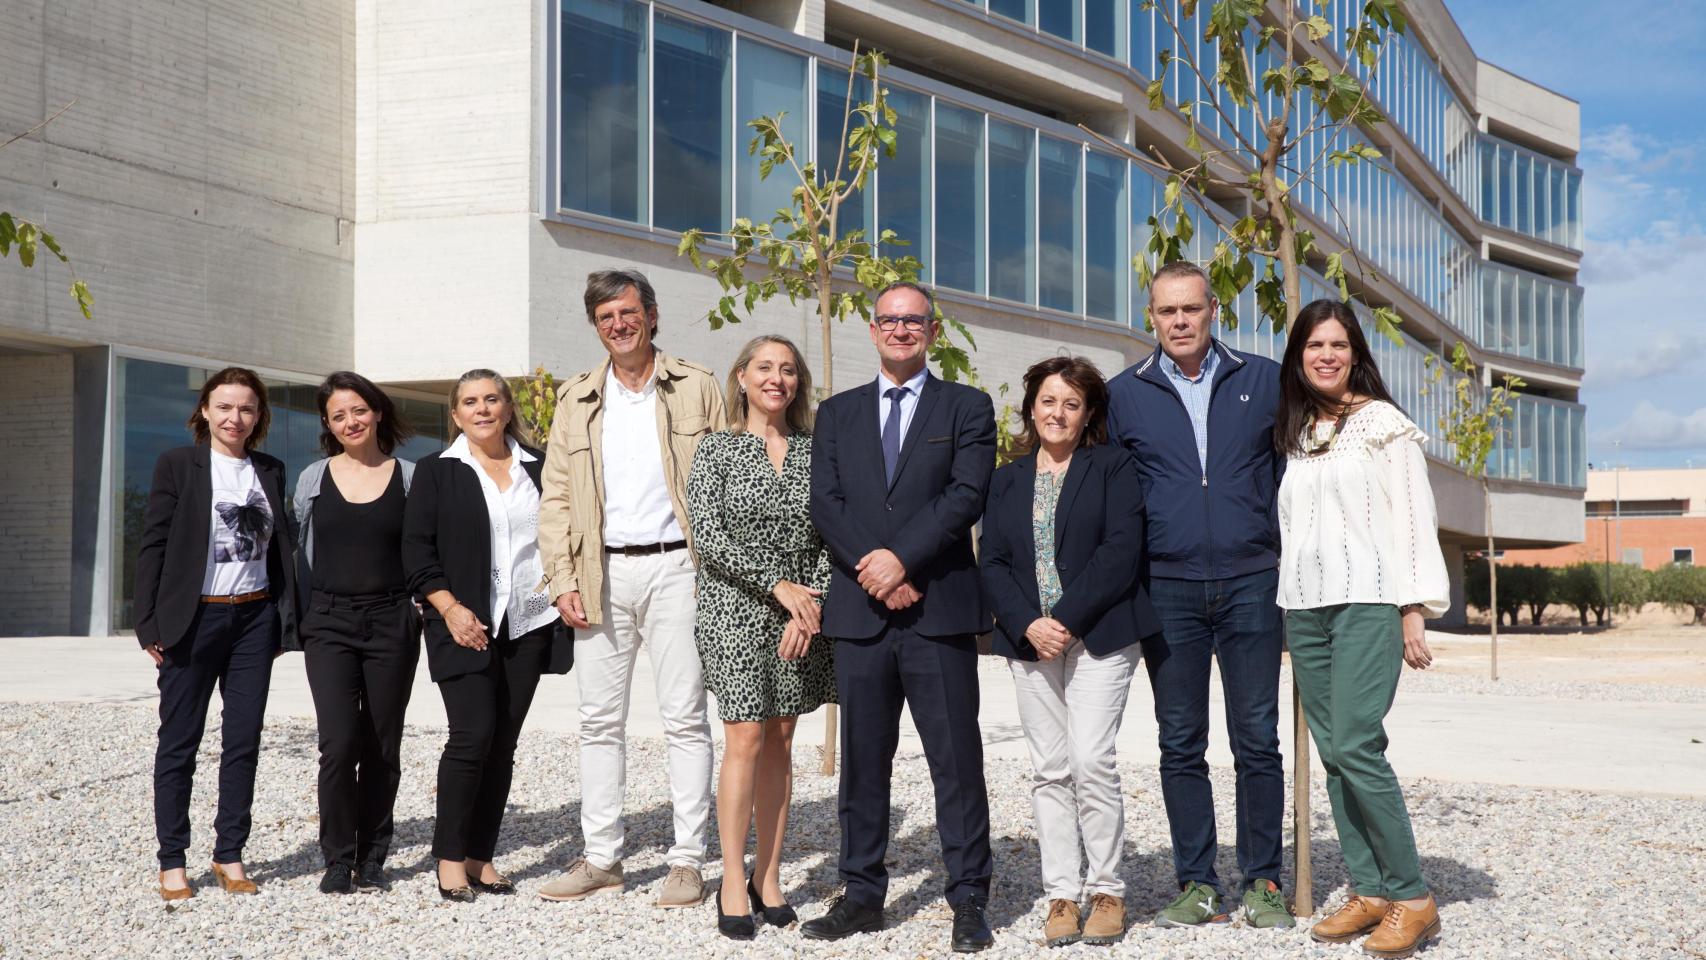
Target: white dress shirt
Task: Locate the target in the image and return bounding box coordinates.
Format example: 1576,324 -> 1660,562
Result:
601,365 -> 687,547
443,434 -> 557,640
874,366 -> 930,448
1276,401 -> 1451,617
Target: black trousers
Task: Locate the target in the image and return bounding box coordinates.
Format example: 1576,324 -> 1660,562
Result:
834,627 -> 993,909
432,620 -> 551,862
153,598 -> 279,870
303,590 -> 420,868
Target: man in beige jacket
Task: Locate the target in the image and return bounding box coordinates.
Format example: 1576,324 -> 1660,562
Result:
537,269 -> 725,908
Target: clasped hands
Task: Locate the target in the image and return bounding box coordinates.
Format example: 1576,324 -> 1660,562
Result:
1025,616 -> 1074,660
856,548 -> 919,611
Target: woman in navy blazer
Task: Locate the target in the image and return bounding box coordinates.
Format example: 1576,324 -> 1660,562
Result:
979,356 -> 1161,947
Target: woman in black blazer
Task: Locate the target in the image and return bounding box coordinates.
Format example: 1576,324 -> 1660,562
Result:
135,367 -> 299,901
979,356 -> 1161,947
402,368 -> 573,902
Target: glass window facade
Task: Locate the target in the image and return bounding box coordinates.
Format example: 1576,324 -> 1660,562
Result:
935,103 -> 986,294
110,357 -> 449,629
1038,135 -> 1083,314
652,13 -> 732,233
880,86 -> 932,278
1477,134 -> 1583,248
1478,263 -> 1584,367
816,64 -> 871,240
988,119 -> 1036,305
561,0 -> 648,222
735,38 -> 807,224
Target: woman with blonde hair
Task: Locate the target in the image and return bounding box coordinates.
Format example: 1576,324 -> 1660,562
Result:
686,335 -> 833,939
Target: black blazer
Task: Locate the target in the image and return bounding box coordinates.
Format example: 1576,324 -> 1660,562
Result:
810,373 -> 996,640
979,443 -> 1163,660
133,445 -> 300,652
402,446 -> 574,682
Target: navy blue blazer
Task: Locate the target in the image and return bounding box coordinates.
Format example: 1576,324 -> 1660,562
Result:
810,372 -> 996,640
979,443 -> 1163,660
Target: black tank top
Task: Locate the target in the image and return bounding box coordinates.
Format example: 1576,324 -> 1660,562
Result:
311,463 -> 407,595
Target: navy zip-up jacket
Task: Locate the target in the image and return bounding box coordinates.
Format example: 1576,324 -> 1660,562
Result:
1105,339 -> 1284,582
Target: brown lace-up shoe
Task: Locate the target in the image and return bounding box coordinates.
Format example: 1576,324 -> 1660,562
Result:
1043,899 -> 1081,947
1362,895 -> 1440,959
1081,893 -> 1126,945
1310,894 -> 1388,943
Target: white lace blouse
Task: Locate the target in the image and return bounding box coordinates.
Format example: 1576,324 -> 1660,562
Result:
1276,400 -> 1451,617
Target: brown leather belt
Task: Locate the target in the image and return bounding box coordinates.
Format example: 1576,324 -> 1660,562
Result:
605,540 -> 688,556
200,590 -> 271,605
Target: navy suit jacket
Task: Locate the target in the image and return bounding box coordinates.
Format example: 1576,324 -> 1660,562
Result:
979,443 -> 1163,659
810,372 -> 995,640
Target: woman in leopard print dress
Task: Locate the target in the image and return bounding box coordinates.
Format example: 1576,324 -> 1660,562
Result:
686,334 -> 833,938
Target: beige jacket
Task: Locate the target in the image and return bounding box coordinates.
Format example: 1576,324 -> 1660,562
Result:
538,350 -> 726,624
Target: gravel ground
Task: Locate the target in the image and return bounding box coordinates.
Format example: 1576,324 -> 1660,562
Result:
2,700 -> 1703,959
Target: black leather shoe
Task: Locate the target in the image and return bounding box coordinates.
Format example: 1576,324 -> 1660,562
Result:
468,873 -> 516,895
319,863 -> 354,895
749,876 -> 798,927
352,862 -> 389,893
437,881 -> 476,903
800,895 -> 883,941
951,896 -> 994,953
715,885 -> 757,940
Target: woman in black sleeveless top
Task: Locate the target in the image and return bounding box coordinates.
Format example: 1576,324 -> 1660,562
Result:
293,371 -> 419,894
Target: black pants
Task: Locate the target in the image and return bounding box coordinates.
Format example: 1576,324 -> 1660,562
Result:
834,627 -> 992,909
153,598 -> 279,870
432,620 -> 551,862
303,590 -> 420,868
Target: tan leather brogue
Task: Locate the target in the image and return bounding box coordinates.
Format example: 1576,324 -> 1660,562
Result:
1362,894 -> 1440,959
1310,894 -> 1388,943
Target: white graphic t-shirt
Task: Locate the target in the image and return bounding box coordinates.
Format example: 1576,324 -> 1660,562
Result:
201,451 -> 274,596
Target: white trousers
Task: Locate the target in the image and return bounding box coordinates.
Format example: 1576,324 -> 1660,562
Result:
576,549 -> 713,869
1008,640 -> 1141,900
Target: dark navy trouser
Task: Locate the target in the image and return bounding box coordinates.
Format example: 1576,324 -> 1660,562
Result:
1142,568 -> 1284,893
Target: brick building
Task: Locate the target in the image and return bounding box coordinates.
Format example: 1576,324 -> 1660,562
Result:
1503,469 -> 1706,570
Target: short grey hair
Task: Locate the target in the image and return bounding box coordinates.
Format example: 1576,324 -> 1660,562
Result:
1149,260 -> 1214,301
874,279 -> 938,319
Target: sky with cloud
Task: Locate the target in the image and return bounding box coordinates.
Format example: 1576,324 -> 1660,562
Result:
1450,1 -> 1706,469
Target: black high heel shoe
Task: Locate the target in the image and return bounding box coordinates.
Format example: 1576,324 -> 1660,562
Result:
749,876 -> 798,927
715,883 -> 757,940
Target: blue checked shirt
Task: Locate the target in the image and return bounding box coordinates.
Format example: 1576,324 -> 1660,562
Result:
1159,346 -> 1220,475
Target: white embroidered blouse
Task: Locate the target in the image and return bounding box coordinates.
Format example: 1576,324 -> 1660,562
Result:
1276,400 -> 1451,617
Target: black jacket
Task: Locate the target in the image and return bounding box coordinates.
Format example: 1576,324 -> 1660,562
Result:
979,443 -> 1163,659
133,445 -> 300,651
402,446 -> 574,682
809,373 -> 996,640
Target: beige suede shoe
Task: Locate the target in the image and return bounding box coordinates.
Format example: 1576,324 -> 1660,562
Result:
1043,899 -> 1081,947
655,864 -> 706,908
1362,895 -> 1440,959
538,858 -> 625,901
1311,894 -> 1389,944
1081,893 -> 1126,945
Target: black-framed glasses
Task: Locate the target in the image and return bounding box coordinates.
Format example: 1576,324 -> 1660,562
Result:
874,313 -> 931,332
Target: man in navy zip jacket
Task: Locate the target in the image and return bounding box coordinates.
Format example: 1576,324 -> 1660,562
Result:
1105,261 -> 1294,930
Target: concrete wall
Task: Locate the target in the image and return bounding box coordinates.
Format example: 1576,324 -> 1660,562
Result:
1475,61 -> 1579,158
0,0 -> 355,375
0,354 -> 74,635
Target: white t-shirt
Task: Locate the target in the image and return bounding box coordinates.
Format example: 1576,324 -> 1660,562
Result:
600,365 -> 686,547
202,451 -> 273,596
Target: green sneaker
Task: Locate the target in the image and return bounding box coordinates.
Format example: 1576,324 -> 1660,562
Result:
1241,879 -> 1296,929
1155,881 -> 1230,927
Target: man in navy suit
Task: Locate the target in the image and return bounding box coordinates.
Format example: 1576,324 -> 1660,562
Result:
802,281 -> 997,953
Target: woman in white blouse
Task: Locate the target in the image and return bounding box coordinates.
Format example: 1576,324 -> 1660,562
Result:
403,369 -> 573,901
1274,300 -> 1447,959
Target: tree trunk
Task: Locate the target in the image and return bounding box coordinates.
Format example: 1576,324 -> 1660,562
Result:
1485,480 -> 1498,681
817,260 -> 838,777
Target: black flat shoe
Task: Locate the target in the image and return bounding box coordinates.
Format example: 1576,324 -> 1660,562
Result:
437,881 -> 476,903
319,864 -> 354,895
715,886 -> 757,940
353,862 -> 389,893
469,874 -> 516,895
749,876 -> 797,927
800,895 -> 884,941
951,895 -> 994,953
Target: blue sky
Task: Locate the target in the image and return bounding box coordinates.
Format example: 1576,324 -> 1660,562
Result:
1450,1 -> 1706,469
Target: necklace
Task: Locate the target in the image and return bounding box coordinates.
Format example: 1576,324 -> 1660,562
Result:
1301,402 -> 1353,457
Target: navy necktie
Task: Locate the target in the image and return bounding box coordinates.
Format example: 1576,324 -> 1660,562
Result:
882,386 -> 907,485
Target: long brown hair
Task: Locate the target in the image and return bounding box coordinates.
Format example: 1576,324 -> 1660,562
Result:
448,368 -> 534,447
1012,356 -> 1108,457
188,367 -> 271,451
725,334 -> 814,435
1274,299 -> 1401,458
316,370 -> 416,457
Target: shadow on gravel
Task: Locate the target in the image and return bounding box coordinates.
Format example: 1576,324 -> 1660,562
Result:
1288,839 -> 1499,905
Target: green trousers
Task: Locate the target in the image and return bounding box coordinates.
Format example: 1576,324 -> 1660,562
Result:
1285,603 -> 1427,900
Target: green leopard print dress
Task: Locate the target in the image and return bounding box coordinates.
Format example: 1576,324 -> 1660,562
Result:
687,430 -> 835,722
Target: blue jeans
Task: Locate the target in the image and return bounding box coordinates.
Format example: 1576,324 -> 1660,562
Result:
1142,569 -> 1284,893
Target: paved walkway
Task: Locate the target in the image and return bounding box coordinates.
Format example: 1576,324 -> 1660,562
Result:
11,635 -> 1704,797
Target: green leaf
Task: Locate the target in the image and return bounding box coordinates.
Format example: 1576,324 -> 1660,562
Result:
1304,15 -> 1331,40
1145,79 -> 1165,111
1185,127 -> 1202,153
1372,306 -> 1403,345
71,279 -> 93,319
16,221 -> 37,268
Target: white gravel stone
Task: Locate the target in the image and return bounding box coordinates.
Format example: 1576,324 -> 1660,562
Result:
1,701 -> 1703,958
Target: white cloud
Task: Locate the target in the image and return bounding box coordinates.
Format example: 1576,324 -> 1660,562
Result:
1595,401 -> 1706,452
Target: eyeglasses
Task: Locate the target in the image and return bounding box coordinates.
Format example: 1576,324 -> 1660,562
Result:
596,308 -> 647,330
874,313 -> 931,332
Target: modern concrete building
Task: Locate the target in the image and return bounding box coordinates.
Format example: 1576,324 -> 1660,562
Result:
0,0 -> 1585,634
